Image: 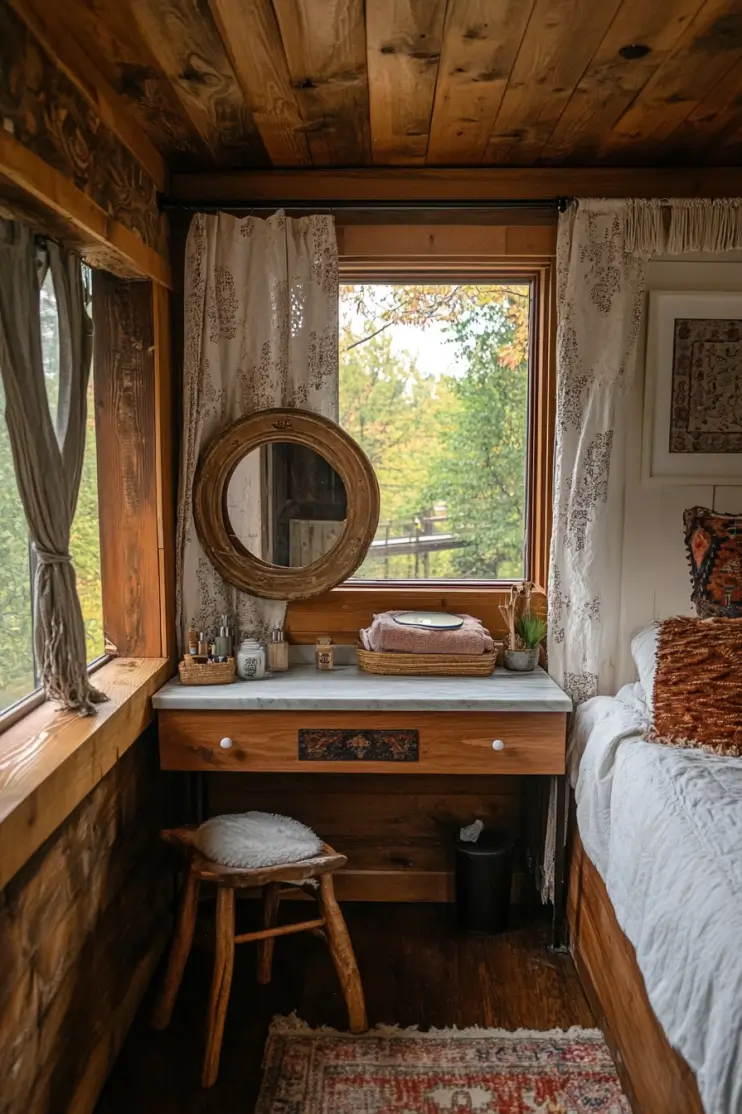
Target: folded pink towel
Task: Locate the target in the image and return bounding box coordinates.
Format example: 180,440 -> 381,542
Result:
361,612 -> 494,655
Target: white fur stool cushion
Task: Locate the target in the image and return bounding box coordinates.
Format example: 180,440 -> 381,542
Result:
193,811 -> 323,869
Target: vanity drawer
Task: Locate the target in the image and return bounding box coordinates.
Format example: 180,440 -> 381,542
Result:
158,711 -> 566,775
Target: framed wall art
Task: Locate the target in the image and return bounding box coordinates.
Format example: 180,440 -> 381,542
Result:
642,291 -> 742,485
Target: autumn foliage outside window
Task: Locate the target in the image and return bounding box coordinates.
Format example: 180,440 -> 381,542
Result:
339,283 -> 530,582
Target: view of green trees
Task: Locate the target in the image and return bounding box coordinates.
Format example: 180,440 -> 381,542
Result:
339,283 -> 529,581
0,273 -> 103,712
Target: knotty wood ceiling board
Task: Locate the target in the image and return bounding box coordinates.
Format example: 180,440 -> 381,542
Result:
18,0 -> 742,169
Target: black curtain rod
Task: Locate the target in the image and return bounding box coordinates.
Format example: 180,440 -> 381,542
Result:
160,197 -> 571,213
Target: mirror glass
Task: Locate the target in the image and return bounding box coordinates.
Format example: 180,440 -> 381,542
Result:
225,442 -> 347,568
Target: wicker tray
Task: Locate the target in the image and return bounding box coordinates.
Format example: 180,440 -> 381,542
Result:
356,645 -> 497,677
178,655 -> 236,685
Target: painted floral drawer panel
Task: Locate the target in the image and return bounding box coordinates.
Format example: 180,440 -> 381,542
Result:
298,728 -> 419,762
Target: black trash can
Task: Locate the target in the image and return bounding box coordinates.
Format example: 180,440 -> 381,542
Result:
455,830 -> 514,934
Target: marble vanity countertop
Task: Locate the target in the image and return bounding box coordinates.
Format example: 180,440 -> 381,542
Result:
152,665 -> 572,713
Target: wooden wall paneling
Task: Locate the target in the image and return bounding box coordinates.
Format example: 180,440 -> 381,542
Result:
484,0 -> 623,166
600,0 -> 742,158
167,166 -> 742,203
569,833 -> 704,1114
0,134 -> 171,286
207,0 -> 311,166
544,0 -> 707,164
20,0 -> 209,165
271,0 -> 371,166
338,223 -> 557,258
208,771 -> 528,903
9,0 -> 167,192
128,0 -> 268,166
426,0 -> 534,164
366,0 -> 448,164
0,731 -> 170,1114
0,3 -> 167,260
93,275 -> 163,658
153,283 -> 177,662
286,586 -> 547,645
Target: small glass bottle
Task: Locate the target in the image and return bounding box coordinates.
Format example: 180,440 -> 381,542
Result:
267,627 -> 289,672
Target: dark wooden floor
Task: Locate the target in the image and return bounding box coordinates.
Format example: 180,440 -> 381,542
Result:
95,902 -> 593,1114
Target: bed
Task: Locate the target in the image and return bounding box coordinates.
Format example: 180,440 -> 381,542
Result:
567,680 -> 742,1114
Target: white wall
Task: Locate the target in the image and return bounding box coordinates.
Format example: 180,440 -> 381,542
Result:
617,254 -> 742,686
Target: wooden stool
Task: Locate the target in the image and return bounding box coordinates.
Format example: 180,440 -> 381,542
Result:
151,828 -> 367,1087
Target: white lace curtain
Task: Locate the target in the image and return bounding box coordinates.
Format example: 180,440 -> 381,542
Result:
176,210 -> 339,650
544,197 -> 742,900
548,196 -> 742,704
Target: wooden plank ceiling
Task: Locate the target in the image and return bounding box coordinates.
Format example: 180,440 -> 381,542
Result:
21,0 -> 742,168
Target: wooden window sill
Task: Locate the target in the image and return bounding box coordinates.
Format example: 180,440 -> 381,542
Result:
0,657 -> 171,889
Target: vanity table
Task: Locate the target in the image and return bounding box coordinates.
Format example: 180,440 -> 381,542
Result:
154,665 -> 572,942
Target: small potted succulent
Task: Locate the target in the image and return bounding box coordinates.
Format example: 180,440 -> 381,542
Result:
499,583 -> 545,672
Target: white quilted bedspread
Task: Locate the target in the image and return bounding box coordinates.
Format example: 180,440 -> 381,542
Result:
570,685 -> 742,1114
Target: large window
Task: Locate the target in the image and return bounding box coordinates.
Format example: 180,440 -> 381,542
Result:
0,271 -> 103,714
339,282 -> 531,582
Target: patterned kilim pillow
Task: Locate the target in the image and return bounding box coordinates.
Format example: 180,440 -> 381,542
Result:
649,617 -> 742,756
684,506 -> 742,618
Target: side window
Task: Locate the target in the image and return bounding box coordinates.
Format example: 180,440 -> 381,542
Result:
0,270 -> 104,714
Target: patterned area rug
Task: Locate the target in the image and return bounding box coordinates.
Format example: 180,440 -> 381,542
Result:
256,1016 -> 630,1113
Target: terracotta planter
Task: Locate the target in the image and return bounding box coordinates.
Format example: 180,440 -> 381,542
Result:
503,648 -> 539,672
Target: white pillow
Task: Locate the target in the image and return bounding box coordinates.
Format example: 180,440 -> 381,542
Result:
630,622 -> 660,709
194,811 -> 323,869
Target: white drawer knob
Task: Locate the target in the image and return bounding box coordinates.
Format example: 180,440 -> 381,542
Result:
491,739 -> 505,751
219,737 -> 233,750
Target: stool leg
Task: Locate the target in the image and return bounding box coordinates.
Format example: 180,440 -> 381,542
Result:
318,873 -> 367,1033
202,887 -> 235,1088
256,882 -> 281,985
152,865 -> 200,1030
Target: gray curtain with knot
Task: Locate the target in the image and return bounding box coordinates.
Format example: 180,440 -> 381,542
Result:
0,219 -> 106,714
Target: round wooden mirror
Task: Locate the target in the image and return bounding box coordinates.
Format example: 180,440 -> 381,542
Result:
193,408 -> 380,600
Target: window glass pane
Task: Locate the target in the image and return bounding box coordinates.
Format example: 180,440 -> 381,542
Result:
40,271 -> 104,664
339,283 -> 530,581
0,273 -> 104,715
0,375 -> 35,710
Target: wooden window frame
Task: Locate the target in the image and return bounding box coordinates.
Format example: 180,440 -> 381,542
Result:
286,223 -> 556,644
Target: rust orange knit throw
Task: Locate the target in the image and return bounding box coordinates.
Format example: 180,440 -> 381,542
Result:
650,617 -> 742,756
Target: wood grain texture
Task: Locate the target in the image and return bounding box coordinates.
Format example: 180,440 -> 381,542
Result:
168,165 -> 742,201
9,0 -> 167,191
151,867 -> 201,1031
427,0 -> 535,164
207,0 -> 311,166
202,885 -> 235,1086
601,0 -> 742,158
96,904 -> 593,1113
485,0 -> 623,165
0,2 -> 165,254
19,0 -> 208,164
286,585 -> 547,646
158,709 -> 566,774
128,0 -> 268,166
0,132 -> 171,285
366,0 -> 447,164
569,832 -> 704,1114
0,657 -> 170,892
272,0 -> 371,165
318,872 -> 368,1031
93,274 -> 163,657
0,730 -> 170,1114
544,0 -> 707,163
